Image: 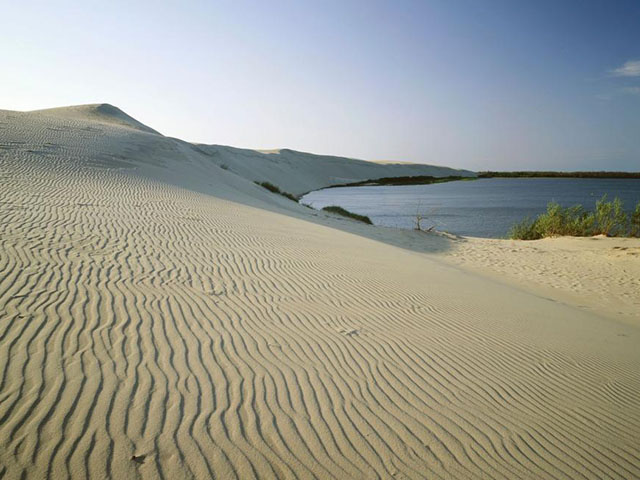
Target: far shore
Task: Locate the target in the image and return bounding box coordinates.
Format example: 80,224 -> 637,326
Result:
479,170 -> 640,178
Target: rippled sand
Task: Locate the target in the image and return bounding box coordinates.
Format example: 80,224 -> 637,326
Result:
1,105 -> 639,479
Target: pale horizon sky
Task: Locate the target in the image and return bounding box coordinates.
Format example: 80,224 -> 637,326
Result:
2,0 -> 639,171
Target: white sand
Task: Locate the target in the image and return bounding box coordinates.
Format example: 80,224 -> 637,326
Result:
0,104 -> 639,479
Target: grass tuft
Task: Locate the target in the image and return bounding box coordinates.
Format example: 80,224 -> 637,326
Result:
322,206 -> 372,224
632,202 -> 640,237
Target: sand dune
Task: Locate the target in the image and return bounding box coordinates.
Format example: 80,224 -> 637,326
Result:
1,105 -> 639,479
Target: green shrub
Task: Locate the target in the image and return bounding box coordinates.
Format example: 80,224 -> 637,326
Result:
255,181 -> 298,202
322,206 -> 372,224
594,195 -> 612,235
536,202 -> 565,236
590,195 -> 629,236
529,202 -> 590,237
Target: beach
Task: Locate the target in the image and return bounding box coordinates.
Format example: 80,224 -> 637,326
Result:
1,105 -> 639,479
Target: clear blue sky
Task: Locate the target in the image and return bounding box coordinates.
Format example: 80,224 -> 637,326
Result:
2,0 -> 639,171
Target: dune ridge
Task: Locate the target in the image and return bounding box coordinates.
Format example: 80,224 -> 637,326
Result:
30,104 -> 163,135
1,106 -> 639,479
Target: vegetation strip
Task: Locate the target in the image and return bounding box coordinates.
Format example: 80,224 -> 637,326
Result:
255,181 -> 298,201
510,195 -> 640,240
322,206 -> 373,224
325,175 -> 476,188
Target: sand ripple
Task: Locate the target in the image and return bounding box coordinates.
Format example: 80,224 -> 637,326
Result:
1,108 -> 639,479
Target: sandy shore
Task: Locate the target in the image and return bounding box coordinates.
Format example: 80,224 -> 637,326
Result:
442,236 -> 640,326
1,105 -> 639,479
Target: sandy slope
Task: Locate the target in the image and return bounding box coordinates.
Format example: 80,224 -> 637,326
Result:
443,236 -> 640,327
0,105 -> 639,479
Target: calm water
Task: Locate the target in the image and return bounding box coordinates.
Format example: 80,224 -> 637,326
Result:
301,178 -> 640,238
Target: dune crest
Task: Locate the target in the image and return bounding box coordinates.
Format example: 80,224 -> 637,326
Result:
1,106 -> 639,479
30,103 -> 162,135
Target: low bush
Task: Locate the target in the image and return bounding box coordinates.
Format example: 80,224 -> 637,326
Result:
508,217 -> 541,240
322,206 -> 372,224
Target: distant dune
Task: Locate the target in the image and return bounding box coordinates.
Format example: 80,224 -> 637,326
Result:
30,103 -> 163,135
0,105 -> 638,479
12,103 -> 475,196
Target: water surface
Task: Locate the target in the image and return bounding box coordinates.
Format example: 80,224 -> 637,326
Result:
301,178 -> 640,238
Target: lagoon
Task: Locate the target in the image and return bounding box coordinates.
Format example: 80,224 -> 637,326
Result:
301,178 -> 640,238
